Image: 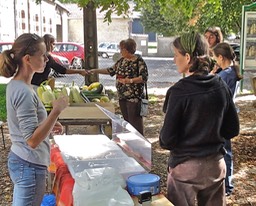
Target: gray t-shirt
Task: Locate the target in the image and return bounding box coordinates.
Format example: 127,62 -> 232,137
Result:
6,80 -> 50,166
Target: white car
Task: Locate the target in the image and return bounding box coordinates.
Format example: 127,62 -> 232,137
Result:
98,43 -> 119,58
98,42 -> 142,58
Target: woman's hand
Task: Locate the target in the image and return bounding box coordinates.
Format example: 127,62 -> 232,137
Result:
118,78 -> 135,84
51,95 -> 69,114
79,70 -> 89,76
88,69 -> 96,74
210,64 -> 220,75
51,121 -> 64,135
118,78 -> 127,84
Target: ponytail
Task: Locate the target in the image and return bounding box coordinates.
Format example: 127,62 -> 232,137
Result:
0,50 -> 18,77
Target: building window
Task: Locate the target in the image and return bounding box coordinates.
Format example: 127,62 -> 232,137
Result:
21,10 -> 25,18
43,17 -> 46,24
22,23 -> 26,30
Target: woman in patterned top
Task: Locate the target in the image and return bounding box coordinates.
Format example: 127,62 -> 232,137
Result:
90,38 -> 148,135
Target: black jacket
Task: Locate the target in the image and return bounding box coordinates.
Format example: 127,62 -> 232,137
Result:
159,74 -> 239,168
31,54 -> 67,86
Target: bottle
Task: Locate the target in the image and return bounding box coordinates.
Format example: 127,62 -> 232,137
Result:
41,194 -> 56,206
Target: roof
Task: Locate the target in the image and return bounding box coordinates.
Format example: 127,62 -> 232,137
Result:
53,0 -> 70,13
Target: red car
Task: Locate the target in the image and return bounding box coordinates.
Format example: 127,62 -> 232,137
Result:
0,42 -> 69,68
52,42 -> 84,68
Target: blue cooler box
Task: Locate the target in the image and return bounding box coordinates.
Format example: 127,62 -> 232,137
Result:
126,173 -> 160,196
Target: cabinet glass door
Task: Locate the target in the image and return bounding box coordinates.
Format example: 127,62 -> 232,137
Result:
243,12 -> 256,70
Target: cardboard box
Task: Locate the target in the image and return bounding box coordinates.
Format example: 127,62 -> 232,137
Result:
69,102 -> 115,113
59,103 -> 115,120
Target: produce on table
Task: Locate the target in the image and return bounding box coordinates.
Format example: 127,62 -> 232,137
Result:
100,96 -> 110,103
80,82 -> 110,102
91,98 -> 101,102
70,81 -> 84,103
37,80 -> 69,111
82,82 -> 104,95
37,80 -> 111,108
37,80 -> 56,108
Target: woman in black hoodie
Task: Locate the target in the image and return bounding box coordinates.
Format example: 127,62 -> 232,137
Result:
159,32 -> 239,206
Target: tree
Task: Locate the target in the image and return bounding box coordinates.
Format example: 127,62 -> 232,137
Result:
35,0 -> 256,35
141,0 -> 256,37
141,3 -> 189,36
36,0 -> 152,22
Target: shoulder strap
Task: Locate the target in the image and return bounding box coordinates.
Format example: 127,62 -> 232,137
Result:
144,82 -> 148,99
136,56 -> 148,99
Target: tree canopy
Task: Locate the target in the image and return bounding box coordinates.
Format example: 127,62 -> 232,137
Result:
37,0 -> 256,36
141,0 -> 256,37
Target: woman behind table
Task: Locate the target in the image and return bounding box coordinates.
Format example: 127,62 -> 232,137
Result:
90,38 -> 148,135
159,32 -> 239,205
31,34 -> 88,86
212,42 -> 243,196
0,33 -> 69,206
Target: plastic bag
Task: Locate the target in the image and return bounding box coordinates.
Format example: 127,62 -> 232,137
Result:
73,167 -> 133,206
139,99 -> 149,117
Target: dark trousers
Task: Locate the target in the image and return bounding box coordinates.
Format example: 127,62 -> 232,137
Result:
119,100 -> 144,135
224,139 -> 234,193
167,154 -> 226,206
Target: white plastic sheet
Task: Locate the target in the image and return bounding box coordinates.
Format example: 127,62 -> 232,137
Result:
96,105 -> 152,170
73,167 -> 133,206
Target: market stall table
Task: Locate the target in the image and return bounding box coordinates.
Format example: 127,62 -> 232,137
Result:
58,103 -> 114,134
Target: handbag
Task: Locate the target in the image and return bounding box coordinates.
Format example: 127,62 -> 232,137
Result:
139,83 -> 149,117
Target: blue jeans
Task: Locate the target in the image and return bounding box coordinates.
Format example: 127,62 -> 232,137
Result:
8,152 -> 47,206
224,139 -> 234,193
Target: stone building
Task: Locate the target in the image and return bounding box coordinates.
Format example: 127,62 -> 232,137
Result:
0,0 -> 69,42
66,3 -> 131,44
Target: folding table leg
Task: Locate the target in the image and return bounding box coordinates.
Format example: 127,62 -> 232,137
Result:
0,122 -> 5,149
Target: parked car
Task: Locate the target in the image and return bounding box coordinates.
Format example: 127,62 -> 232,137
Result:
52,42 -> 84,68
0,42 -> 70,78
50,53 -> 70,77
98,42 -> 120,58
98,42 -> 142,58
229,42 -> 240,62
98,42 -> 110,50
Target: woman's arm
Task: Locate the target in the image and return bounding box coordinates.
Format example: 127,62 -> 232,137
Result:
118,76 -> 143,84
65,68 -> 89,76
89,68 -> 110,75
27,96 -> 69,148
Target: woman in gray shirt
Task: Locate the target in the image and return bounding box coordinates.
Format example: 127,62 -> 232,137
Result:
0,33 -> 68,206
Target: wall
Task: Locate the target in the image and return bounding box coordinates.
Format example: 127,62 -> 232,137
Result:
97,18 -> 129,44
157,37 -> 175,57
0,0 -> 68,42
0,0 -> 15,41
131,34 -> 148,56
68,17 -> 130,44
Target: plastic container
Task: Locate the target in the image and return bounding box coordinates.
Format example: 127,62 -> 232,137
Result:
41,194 -> 56,206
126,173 -> 160,196
67,157 -> 147,180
